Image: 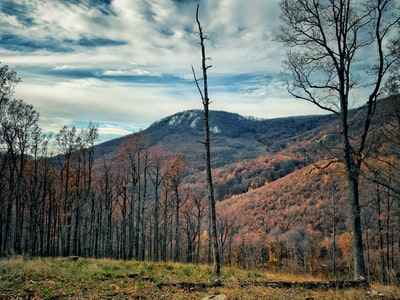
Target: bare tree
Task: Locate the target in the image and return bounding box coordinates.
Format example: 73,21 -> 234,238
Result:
217,213 -> 236,267
384,38 -> 400,95
56,125 -> 79,256
193,193 -> 207,265
0,63 -> 21,105
192,3 -> 221,276
277,0 -> 400,280
164,154 -> 187,262
116,133 -> 149,260
160,168 -> 173,261
148,145 -> 166,261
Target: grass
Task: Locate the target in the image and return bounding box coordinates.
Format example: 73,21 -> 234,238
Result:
0,256 -> 398,299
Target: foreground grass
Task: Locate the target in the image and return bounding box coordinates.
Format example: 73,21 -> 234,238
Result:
0,257 -> 398,299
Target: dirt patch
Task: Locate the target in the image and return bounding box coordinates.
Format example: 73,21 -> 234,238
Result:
157,278 -> 370,292
157,279 -> 224,292
238,279 -> 370,290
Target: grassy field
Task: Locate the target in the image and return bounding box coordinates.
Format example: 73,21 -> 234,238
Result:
0,256 -> 399,299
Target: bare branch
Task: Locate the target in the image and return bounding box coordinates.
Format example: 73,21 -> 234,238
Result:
191,65 -> 204,103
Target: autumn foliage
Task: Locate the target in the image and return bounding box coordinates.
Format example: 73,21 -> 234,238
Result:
1,74 -> 400,283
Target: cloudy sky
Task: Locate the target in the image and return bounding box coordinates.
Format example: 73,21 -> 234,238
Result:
1,0 -> 327,142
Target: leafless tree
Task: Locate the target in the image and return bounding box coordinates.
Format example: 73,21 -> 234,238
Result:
192,3 -> 221,276
148,145 -> 167,261
0,63 -> 21,105
277,0 -> 400,280
164,154 -> 187,262
217,213 -> 236,266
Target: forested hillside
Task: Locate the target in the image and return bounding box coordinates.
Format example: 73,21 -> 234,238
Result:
1,70 -> 399,282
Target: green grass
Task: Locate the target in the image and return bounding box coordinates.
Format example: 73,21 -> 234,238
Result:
0,256 -> 398,299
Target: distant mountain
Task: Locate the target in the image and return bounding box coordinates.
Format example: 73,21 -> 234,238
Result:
94,109 -> 338,169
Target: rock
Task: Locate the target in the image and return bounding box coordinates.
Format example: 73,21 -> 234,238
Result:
64,256 -> 79,261
202,295 -> 227,300
366,289 -> 386,298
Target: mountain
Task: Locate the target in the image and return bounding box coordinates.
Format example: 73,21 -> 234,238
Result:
92,96 -> 399,201
94,109 -> 338,170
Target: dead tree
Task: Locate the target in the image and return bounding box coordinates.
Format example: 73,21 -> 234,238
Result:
192,4 -> 221,275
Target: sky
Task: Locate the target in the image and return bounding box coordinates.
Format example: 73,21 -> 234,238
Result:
0,0 -> 328,143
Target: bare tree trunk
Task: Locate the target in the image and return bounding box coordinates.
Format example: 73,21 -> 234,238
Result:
375,185 -> 387,283
162,192 -> 168,262
149,147 -> 165,261
174,187 -> 180,262
348,175 -> 365,279
385,186 -> 393,278
192,3 -> 221,276
398,193 -> 400,272
122,190 -> 128,259
140,154 -> 148,261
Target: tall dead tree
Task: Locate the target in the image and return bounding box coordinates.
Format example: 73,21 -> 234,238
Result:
277,0 -> 400,279
192,3 -> 221,275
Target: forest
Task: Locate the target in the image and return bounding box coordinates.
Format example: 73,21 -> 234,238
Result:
1,61 -> 400,284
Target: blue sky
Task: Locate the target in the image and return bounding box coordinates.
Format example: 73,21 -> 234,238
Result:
1,0 -> 326,142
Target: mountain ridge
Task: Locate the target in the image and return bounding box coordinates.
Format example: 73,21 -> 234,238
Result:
94,109 -> 338,169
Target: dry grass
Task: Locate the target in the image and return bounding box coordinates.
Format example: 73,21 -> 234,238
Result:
0,256 -> 398,299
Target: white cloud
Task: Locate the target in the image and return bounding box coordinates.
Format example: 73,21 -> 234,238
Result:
102,69 -> 154,76
56,78 -> 103,88
2,0 -> 329,142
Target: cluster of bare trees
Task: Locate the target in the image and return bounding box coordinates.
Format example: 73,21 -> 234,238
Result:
91,135 -> 234,264
0,70 -> 101,257
1,64 -> 42,255
0,98 -> 205,262
0,70 -> 227,262
361,105 -> 400,283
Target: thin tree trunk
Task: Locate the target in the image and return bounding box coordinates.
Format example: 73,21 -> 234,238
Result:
162,203 -> 168,261
154,189 -> 159,261
376,185 -> 387,283
348,176 -> 365,280
174,187 -> 180,262
193,3 -> 221,276
140,161 -> 148,261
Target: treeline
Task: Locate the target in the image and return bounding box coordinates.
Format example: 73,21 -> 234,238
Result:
0,117 -> 224,265
0,64 -> 222,263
